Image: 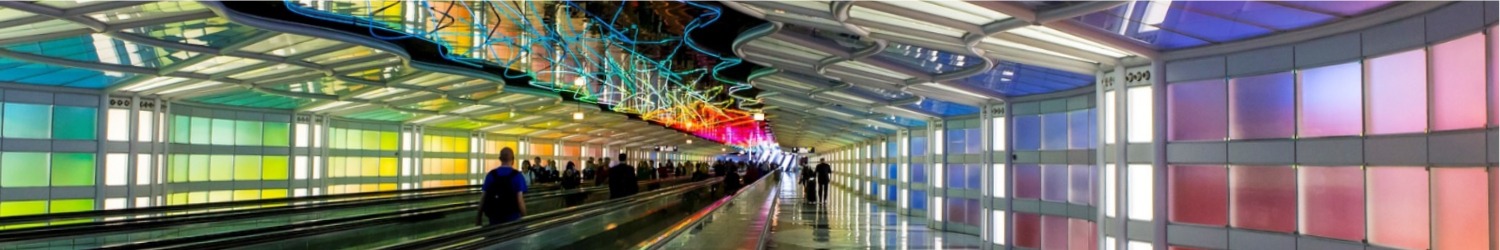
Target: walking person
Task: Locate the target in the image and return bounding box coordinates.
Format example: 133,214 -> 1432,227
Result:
477,148 -> 526,225
815,158 -> 832,204
608,153 -> 639,199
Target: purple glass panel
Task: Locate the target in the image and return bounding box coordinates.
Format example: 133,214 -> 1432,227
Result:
965,127 -> 981,154
1068,165 -> 1095,205
1492,26 -> 1498,126
946,198 -> 966,226
1298,62 -> 1363,137
912,136 -> 928,156
1229,72 -> 1295,139
1041,113 -> 1069,150
1169,165 -> 1228,226
913,163 -> 927,184
1042,165 -> 1068,202
1367,167 -> 1429,250
1015,164 -> 1041,199
1042,215 -> 1069,250
1366,49 -> 1428,135
963,199 -> 983,227
1178,2 -> 1335,30
966,165 -> 982,190
1168,79 -> 1228,141
1015,115 -> 1041,151
947,163 -> 966,189
947,128 -> 965,155
1432,33 -> 1488,130
1298,166 -> 1364,241
1229,165 -> 1295,232
1160,8 -> 1274,42
1277,1 -> 1396,16
1068,109 -> 1094,148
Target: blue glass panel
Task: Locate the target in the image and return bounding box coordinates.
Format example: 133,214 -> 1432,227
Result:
967,165 -> 982,190
911,136 -> 928,156
886,185 -> 897,201
1041,113 -> 1069,150
958,62 -> 1094,96
1068,109 -> 1095,149
1179,2 -> 1335,30
1014,115 -> 1042,151
1159,9 -> 1274,42
887,164 -> 897,179
947,163 -> 966,189
913,163 -> 927,184
947,128 -> 965,155
907,99 -> 979,116
1074,1 -> 1394,49
912,190 -> 927,210
877,42 -> 983,75
3,103 -> 50,139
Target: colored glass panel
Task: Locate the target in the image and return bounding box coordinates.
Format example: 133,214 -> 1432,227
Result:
1042,215 -> 1069,250
1126,87 -> 1153,143
329,128 -> 346,149
1069,165 -> 1094,205
263,122 -> 289,147
1014,115 -> 1042,151
170,154 -> 187,182
1041,113 -> 1068,150
1015,164 -> 1041,199
1432,33 -> 1488,130
1168,80 -> 1228,141
380,157 -> 397,177
210,119 -> 233,145
1367,167 -> 1429,250
1433,167 -> 1489,249
0,201 -> 46,217
51,153 -> 94,186
262,156 -> 288,180
1229,72 -> 1295,139
171,115 -> 189,143
1,152 -> 49,187
1298,166 -> 1364,241
233,190 -> 259,201
234,155 -> 260,181
1229,165 -> 1295,232
1015,213 -> 1041,248
1042,165 -> 1068,202
1298,62 -> 1363,137
1068,109 -> 1096,149
3,103 -> 51,139
51,106 -> 96,140
208,155 -> 232,181
235,120 -> 261,146
189,116 -> 209,144
188,154 -> 208,181
362,130 -> 379,149
1169,165 -> 1227,226
1366,49 -> 1427,134
379,131 -> 398,151
1068,219 -> 1096,250
50,199 -> 92,213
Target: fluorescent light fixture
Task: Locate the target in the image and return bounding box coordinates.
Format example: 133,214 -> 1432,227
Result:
305,101 -> 354,112
923,83 -> 990,100
120,77 -> 191,92
573,111 -> 584,120
410,115 -> 450,124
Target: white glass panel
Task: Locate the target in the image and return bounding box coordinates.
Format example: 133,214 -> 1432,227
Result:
1106,164 -> 1118,217
105,153 -> 128,186
934,163 -> 944,188
294,123 -> 309,147
992,210 -> 1006,245
900,188 -> 909,208
1126,87 -> 1153,143
993,164 -> 1006,197
104,198 -> 126,210
1127,164 -> 1153,220
1128,241 -> 1152,250
107,109 -> 130,141
135,154 -> 152,185
1104,91 -> 1117,144
992,117 -> 1006,151
1105,237 -> 1117,250
934,196 -> 944,221
136,111 -> 154,142
294,156 -> 308,180
934,129 -> 944,155
312,156 -> 322,179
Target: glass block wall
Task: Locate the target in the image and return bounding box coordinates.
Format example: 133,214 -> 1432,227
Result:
164,104 -> 291,205
419,129 -> 471,188
325,120 -> 398,194
0,89 -> 100,218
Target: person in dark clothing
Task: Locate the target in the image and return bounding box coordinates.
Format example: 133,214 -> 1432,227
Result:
478,147 -> 526,225
815,158 -> 832,204
581,157 -> 595,180
801,163 -> 817,204
561,161 -> 581,189
608,153 -> 639,199
595,157 -> 610,187
722,168 -> 742,195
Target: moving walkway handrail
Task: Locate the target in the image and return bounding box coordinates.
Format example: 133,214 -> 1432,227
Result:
377,177 -> 726,250
0,184 -> 483,225
636,169 -> 781,250
94,177 -> 692,250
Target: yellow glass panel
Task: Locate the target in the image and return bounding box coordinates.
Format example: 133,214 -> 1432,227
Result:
440,136 -> 454,152
262,156 -> 288,180
234,155 -> 261,181
379,157 -> 397,177
169,193 -> 188,205
328,157 -> 345,178
361,184 -> 377,192
379,131 -> 398,151
362,130 -> 379,150
346,129 -> 362,150
453,159 -> 468,174
378,183 -> 396,191
454,137 -> 470,153
361,157 -> 378,177
345,157 -> 361,177
188,192 -> 208,204
189,154 -> 209,182
209,155 -> 233,181
208,190 -> 232,203
262,189 -> 287,199
0,201 -> 47,217
232,190 -> 260,201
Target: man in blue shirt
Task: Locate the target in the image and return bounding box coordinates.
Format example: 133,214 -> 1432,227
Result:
478,147 -> 527,225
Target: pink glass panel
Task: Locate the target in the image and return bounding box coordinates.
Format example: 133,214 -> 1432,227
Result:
1298,62 -> 1363,137
1491,26 -> 1498,126
1169,165 -> 1228,226
1229,72 -> 1295,139
1016,164 -> 1041,199
1069,165 -> 1095,205
1433,167 -> 1489,249
1367,167 -> 1429,250
1042,216 -> 1068,250
1433,33 -> 1489,130
1014,213 -> 1041,248
1366,50 -> 1428,135
1168,79 -> 1228,141
1298,166 -> 1364,241
1068,219 -> 1097,250
1229,165 -> 1295,232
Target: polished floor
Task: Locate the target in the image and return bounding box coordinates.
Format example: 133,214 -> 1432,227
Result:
767,173 -> 985,250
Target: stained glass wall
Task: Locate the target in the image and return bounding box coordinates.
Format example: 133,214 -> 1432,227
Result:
166,104 -> 291,205
325,120 -> 399,194
0,89 -> 100,219
420,130 -> 471,188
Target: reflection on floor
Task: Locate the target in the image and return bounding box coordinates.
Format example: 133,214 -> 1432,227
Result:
768,172 -> 984,249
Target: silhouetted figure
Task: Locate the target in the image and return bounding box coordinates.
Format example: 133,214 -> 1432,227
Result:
561,161 -> 581,189
608,153 -> 639,199
815,158 -> 832,203
478,148 -> 526,225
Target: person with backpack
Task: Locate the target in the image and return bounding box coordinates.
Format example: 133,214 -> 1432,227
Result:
608,153 -> 639,199
477,147 -> 527,226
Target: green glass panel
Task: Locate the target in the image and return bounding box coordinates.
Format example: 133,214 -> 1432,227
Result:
51,106 -> 96,140
3,103 -> 52,139
233,155 -> 259,181
189,117 -> 210,144
362,130 -> 378,150
210,119 -> 233,145
262,156 -> 287,180
49,199 -> 92,213
330,128 -> 345,149
1,152 -> 49,187
172,115 -> 189,143
208,155 -> 232,181
263,122 -> 289,147
51,153 -> 95,186
234,120 -> 261,146
188,154 -> 208,182
379,131 -> 398,151
170,154 -> 188,182
0,201 -> 46,217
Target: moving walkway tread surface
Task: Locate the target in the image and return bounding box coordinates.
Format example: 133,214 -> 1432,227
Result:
97,178 -> 691,250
